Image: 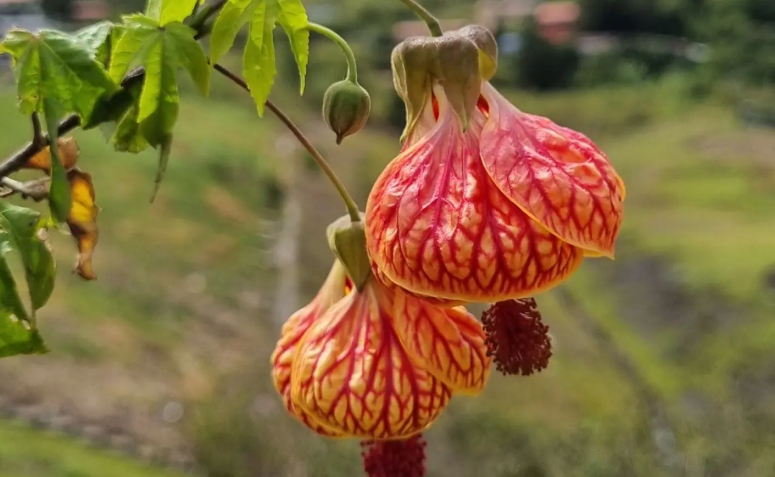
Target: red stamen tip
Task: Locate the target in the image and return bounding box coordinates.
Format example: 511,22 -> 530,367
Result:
361,434 -> 427,477
482,298 -> 552,376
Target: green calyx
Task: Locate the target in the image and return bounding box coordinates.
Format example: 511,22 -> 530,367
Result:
323,80 -> 372,145
326,215 -> 372,290
454,25 -> 499,81
391,25 -> 499,140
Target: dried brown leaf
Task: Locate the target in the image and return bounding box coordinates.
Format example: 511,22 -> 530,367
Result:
26,137 -> 80,173
66,169 -> 99,280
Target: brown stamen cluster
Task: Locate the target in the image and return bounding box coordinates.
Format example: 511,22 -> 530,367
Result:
482,298 -> 552,376
361,434 -> 427,477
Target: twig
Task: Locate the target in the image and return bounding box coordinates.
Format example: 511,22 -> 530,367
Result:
213,63 -> 362,223
0,115 -> 81,179
0,177 -> 50,201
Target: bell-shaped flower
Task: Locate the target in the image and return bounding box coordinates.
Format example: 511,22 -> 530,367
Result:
271,260 -> 491,439
366,28 -> 624,303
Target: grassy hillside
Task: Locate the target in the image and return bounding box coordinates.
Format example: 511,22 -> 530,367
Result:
0,72 -> 773,476
0,419 -> 185,477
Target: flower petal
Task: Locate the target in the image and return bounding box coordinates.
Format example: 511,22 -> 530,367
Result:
366,93 -> 583,303
291,284 -> 451,439
392,287 -> 491,394
271,262 -> 348,436
479,83 -> 625,257
371,260 -> 464,308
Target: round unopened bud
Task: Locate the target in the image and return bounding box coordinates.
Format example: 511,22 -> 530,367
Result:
323,80 -> 372,145
327,215 -> 371,290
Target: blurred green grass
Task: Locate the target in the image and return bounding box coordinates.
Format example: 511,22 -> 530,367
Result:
0,420 -> 184,477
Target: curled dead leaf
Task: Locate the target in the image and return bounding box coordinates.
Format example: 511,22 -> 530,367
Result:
66,169 -> 99,280
26,137 -> 80,173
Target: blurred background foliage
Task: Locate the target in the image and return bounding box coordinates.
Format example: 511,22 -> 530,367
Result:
1,0 -> 775,476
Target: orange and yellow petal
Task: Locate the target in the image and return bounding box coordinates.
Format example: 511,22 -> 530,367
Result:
479,83 -> 624,257
402,97 -> 438,150
271,262 -> 349,436
290,282 -> 451,439
390,286 -> 491,394
366,93 -> 584,303
371,260 -> 464,308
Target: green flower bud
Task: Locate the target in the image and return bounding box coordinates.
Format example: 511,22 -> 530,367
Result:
323,80 -> 372,145
327,215 -> 371,290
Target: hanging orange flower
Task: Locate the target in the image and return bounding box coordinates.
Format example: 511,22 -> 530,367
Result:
365,26 -> 625,304
271,260 -> 490,440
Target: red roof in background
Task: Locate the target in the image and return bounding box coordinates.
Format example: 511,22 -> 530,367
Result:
534,1 -> 581,26
73,0 -> 109,21
392,19 -> 470,41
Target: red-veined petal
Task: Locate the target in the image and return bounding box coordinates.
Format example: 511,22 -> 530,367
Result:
479,83 -> 625,257
271,262 -> 349,436
371,260 -> 464,308
291,281 -> 451,439
392,287 -> 491,394
366,90 -> 583,303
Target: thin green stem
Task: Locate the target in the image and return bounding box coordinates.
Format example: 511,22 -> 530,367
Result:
31,113 -> 43,147
192,0 -> 227,39
213,64 -> 362,223
307,23 -> 359,82
397,0 -> 442,37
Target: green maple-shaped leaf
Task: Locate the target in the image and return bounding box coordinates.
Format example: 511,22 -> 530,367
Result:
0,29 -> 118,120
0,29 -> 117,222
110,15 -> 210,145
0,203 -> 56,315
108,14 -> 210,194
76,21 -> 114,66
77,22 -> 140,131
113,100 -> 149,153
210,0 -> 309,115
147,0 -> 201,25
0,321 -> 46,358
0,202 -> 53,359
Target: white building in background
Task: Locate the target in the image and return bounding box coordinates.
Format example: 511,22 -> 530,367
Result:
0,0 -> 108,38
0,0 -> 52,38
474,0 -> 537,31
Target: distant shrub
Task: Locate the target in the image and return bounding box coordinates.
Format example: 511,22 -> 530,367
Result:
516,20 -> 580,91
575,52 -> 649,87
41,0 -> 73,20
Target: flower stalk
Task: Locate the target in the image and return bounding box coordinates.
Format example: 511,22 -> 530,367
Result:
212,64 -> 362,224
308,23 -> 359,82
397,0 -> 443,37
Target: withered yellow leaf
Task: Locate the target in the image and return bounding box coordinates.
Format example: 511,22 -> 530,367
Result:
26,137 -> 80,173
66,169 -> 99,280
